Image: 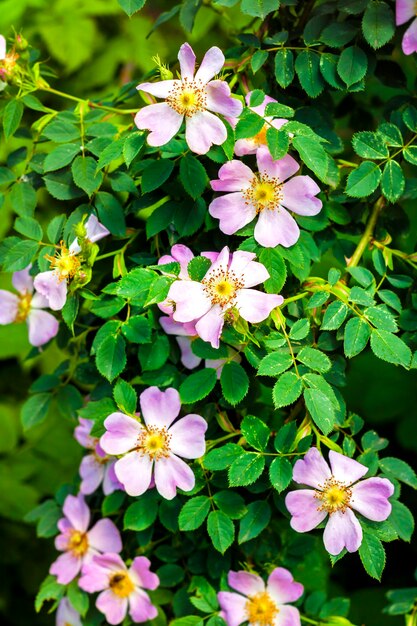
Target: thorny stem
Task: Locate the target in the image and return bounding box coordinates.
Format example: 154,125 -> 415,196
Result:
347,196 -> 385,269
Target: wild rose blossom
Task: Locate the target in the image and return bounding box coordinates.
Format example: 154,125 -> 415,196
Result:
56,598 -> 82,626
167,246 -> 283,348
50,493 -> 122,584
135,42 -> 242,154
74,418 -> 122,496
218,568 -> 304,626
79,553 -> 159,625
396,1 -> 417,55
100,386 -> 207,499
34,214 -> 109,311
285,448 -> 394,556
0,266 -> 59,347
209,145 -> 322,248
231,92 -> 287,156
0,34 -> 19,84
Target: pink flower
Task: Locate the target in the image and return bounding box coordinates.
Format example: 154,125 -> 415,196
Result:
167,246 -> 283,348
100,386 -> 207,499
218,567 -> 304,626
49,494 -> 122,585
135,42 -> 242,154
209,146 -> 322,248
396,0 -> 417,55
79,553 -> 159,625
0,35 -> 6,61
56,598 -> 82,626
232,92 -> 287,156
0,266 -> 59,347
285,448 -> 395,556
34,214 -> 109,311
74,418 -> 122,496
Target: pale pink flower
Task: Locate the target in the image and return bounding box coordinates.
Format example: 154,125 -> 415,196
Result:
167,246 -> 283,348
49,494 -> 122,585
0,34 -> 18,84
34,215 -> 109,311
56,598 -> 82,626
100,386 -> 207,500
79,553 -> 159,625
0,266 -> 59,347
135,42 -> 242,154
209,145 -> 322,248
218,567 -> 303,626
232,92 -> 287,156
396,0 -> 417,55
285,448 -> 395,556
74,418 -> 122,496
0,35 -> 5,61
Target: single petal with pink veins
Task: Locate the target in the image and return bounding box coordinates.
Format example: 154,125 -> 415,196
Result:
168,414 -> 207,459
129,589 -> 158,622
33,271 -> 67,311
350,477 -> 394,521
12,266 -> 33,295
209,193 -> 256,235
134,102 -> 183,146
114,451 -> 153,497
323,508 -> 363,555
328,450 -> 368,485
100,412 -> 142,455
402,18 -> 417,54
50,551 -> 81,584
140,386 -> 181,428
211,160 -> 254,192
130,556 -> 160,590
154,453 -> 195,499
195,304 -> 225,348
282,176 -> 322,215
169,280 -> 212,323
235,289 -> 283,323
217,591 -> 248,626
292,447 -> 332,488
0,290 -> 19,324
178,42 -> 196,80
267,567 -> 304,605
195,46 -> 225,83
256,147 -> 300,181
136,79 -> 178,98
254,207 -> 300,248
396,0 -> 416,25
185,110 -> 227,154
228,570 -> 265,596
96,589 -> 128,626
206,80 -> 243,117
27,309 -> 59,347
285,489 -> 328,532
87,518 -> 122,553
274,604 -> 302,626
63,494 -> 90,531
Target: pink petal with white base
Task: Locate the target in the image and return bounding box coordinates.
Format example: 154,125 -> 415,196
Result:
292,447 -> 331,488
350,477 -> 394,521
136,79 -> 178,98
195,304 -> 225,348
185,110 -> 227,154
170,280 -> 212,323
115,451 -> 153,497
256,147 -> 300,181
228,570 -> 265,596
74,418 -> 94,448
195,46 -> 225,83
88,518 -> 122,553
396,0 -> 416,25
96,589 -> 128,625
328,450 -> 368,485
27,309 -> 59,346
63,494 -> 90,531
154,453 -> 195,499
285,489 -> 328,532
12,266 -> 33,295
130,556 -> 160,590
135,102 -> 183,146
100,412 -> 142,455
323,508 -> 363,555
178,42 -> 196,79
275,604 -> 302,626
402,18 -> 417,55
209,192 -> 256,235
267,567 -> 304,605
217,591 -> 248,626
140,386 -> 181,428
0,290 -> 18,324
176,336 -> 202,369
33,271 -> 67,311
206,80 -> 243,117
50,551 -> 81,584
30,292 -> 49,309
129,589 -> 158,622
210,160 -> 253,192
169,414 -> 207,459
160,315 -> 196,337
235,288 -> 283,323
254,206 -> 300,248
282,176 -> 322,215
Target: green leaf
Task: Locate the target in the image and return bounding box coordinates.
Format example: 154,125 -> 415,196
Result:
207,510 -> 234,553
319,53 -> 345,89
381,160 -> 405,203
235,110 -> 264,140
123,132 -> 146,167
370,329 -> 412,368
2,239 -> 38,272
344,317 -> 371,357
180,0 -> 203,31
321,301 -> 349,330
117,0 -> 146,16
269,457 -> 292,492
259,248 -> 287,293
304,388 -> 335,435
44,169 -> 84,201
257,352 -> 293,377
295,50 -> 325,97
35,576 -> 64,613
238,501 -> 271,543
3,99 -> 24,139
21,393 -> 51,431
345,161 -> 381,197
273,371 -> 303,408
320,21 -> 357,47
362,1 -> 395,49
187,256 -> 211,282
14,217 -> 43,241
274,422 -> 297,452
102,491 -> 126,516
348,266 -> 375,287
352,131 -> 389,159
95,192 -> 126,237
180,368 -> 217,403
337,46 -> 367,87
359,532 -> 386,580
124,493 -> 158,531
96,333 -> 127,382
266,127 -> 290,160
142,160 -> 174,193
220,361 -> 249,406
118,318 -> 150,344
179,154 -> 208,199
204,443 -> 243,470
297,347 -> 331,373
10,182 -> 37,217
379,457 -> 417,489
389,501 -> 414,541
113,379 -> 137,414
289,319 -> 310,340
241,0 -> 280,19
44,144 -> 81,172
228,453 -> 265,486
179,496 -> 211,531
67,581 -> 89,617
274,49 -> 294,89
241,415 -> 270,452
364,306 -> 398,332
97,138 -> 124,169
251,50 -> 269,73
212,491 -> 247,519
292,135 -> 330,183
138,334 -> 170,371
71,156 -> 103,197
403,146 -> 417,166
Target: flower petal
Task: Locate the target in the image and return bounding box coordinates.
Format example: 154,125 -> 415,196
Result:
245,91 -> 277,114
228,570 -> 265,596
96,589 -> 128,625
275,604 -> 302,626
217,591 -> 248,626
79,454 -> 104,495
282,176 -> 322,216
178,42 -> 196,79
176,336 -> 202,369
136,79 -> 178,98
254,207 -> 300,248
203,246 -> 230,279
168,414 -> 207,459
135,102 -> 183,147
206,80 -> 243,117
169,243 -> 195,276
292,447 -> 332,488
169,280 -> 212,323
130,556 -> 160,590
103,461 -> 122,496
56,598 -> 82,626
0,35 -> 6,60
402,18 -> 417,54
350,477 -> 394,521
195,304 -> 225,348
50,551 -> 81,585
323,508 -> 363,555
235,288 -> 283,323
0,290 -> 18,324
160,315 -> 197,337
185,110 -> 227,154
256,146 -> 300,181
285,489 -> 328,532
153,453 -> 195,499
267,567 -> 304,604
211,160 -> 254,192
88,518 -> 122,553
27,309 -> 59,347
396,0 -> 416,25
209,193 -> 256,235
12,266 -> 33,294
114,451 -> 153,497
129,589 -> 158,623
195,46 -> 225,83
100,412 -> 142,455
74,418 -> 94,448
79,554 -> 125,592
63,493 -> 90,532
33,271 -> 67,311
229,252 -> 269,288
328,450 -> 368,486
140,386 -> 181,428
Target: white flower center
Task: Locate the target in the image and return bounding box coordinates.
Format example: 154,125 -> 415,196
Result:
314,477 -> 352,514
166,78 -> 207,117
137,426 -> 171,460
245,591 -> 279,626
243,174 -> 284,213
202,269 -> 243,308
109,571 -> 135,598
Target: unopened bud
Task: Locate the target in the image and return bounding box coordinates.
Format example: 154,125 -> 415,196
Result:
15,34 -> 28,51
152,54 -> 173,80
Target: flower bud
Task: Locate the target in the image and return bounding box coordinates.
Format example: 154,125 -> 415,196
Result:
15,34 -> 28,51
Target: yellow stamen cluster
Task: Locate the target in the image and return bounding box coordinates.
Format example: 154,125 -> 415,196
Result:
137,426 -> 171,460
252,125 -> 268,147
68,530 -> 89,557
166,78 -> 207,117
243,175 -> 284,214
0,50 -> 19,79
314,478 -> 352,514
202,269 -> 243,308
109,571 -> 135,598
45,242 -> 81,282
15,292 -> 32,322
246,591 -> 279,626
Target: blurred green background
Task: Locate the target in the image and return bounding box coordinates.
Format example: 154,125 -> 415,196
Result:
0,1 -> 416,624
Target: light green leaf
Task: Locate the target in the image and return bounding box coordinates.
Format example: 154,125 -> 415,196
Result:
345,161 -> 381,197
370,329 -> 412,368
304,388 -> 335,435
180,368 -> 217,403
207,510 -> 234,553
273,371 -> 303,408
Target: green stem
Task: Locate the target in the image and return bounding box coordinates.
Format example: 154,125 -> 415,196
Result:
40,86 -> 137,115
347,196 -> 385,269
